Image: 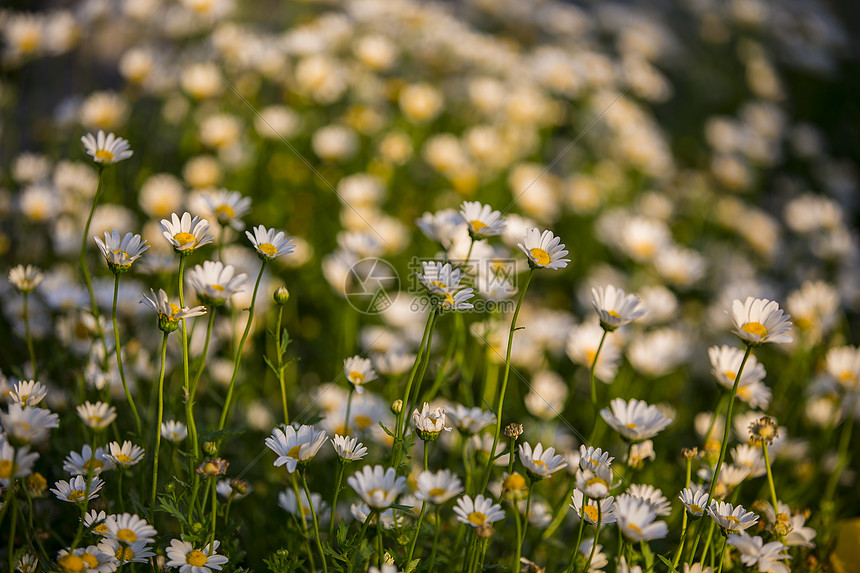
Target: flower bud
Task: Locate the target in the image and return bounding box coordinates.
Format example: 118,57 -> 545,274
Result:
274,286 -> 290,305
391,400 -> 403,415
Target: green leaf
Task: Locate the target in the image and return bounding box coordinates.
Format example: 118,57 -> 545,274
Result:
656,554 -> 679,572
404,558 -> 421,573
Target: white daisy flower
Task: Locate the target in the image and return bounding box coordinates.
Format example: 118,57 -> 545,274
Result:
348,465 -> 407,509
98,538 -> 154,564
277,488 -> 328,521
160,212 -> 215,253
460,200 -> 506,239
411,403 -> 450,441
708,345 -> 767,390
415,469 -> 464,504
140,288 -> 207,333
825,346 -> 860,391
265,425 -> 327,473
570,490 -> 616,525
518,442 -> 568,479
1,403 -> 59,444
416,208 -> 465,248
517,227 -> 570,270
107,513 -> 157,544
415,261 -> 465,296
579,445 -> 615,471
600,398 -> 672,442
105,441 -> 145,468
16,554 -> 38,573
468,433 -> 510,466
51,475 -> 104,503
0,442 -> 39,486
76,401 -> 117,430
56,545 -> 116,573
707,501 -> 759,533
578,539 -> 609,573
245,224 -> 295,260
350,503 -> 403,529
187,261 -> 247,307
161,420 -> 188,443
453,494 -> 505,527
202,188 -> 251,231
566,321 -> 622,382
84,510 -> 112,536
763,501 -> 816,548
372,350 -> 415,376
729,297 -> 793,345
726,533 -> 790,573
614,495 -> 669,541
439,288 -> 475,311
81,131 -> 133,164
591,285 -> 646,332
8,264 -> 44,294
446,405 -> 496,435
576,464 -> 616,499
625,484 -> 671,516
678,487 -> 710,518
343,356 -> 377,394
63,444 -> 114,476
8,379 -> 48,406
331,434 -> 368,463
94,230 -> 149,272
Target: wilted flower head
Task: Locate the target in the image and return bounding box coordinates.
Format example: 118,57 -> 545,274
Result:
748,416 -> 779,445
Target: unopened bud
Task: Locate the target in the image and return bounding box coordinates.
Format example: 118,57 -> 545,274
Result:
391,400 -> 403,415
204,441 -> 218,456
274,286 -> 290,305
681,447 -> 699,459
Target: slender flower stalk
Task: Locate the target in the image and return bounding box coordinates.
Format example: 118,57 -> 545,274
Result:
568,499 -> 588,572
480,268 -> 533,493
219,260 -> 268,431
590,330 -> 608,408
190,309 -> 217,400
300,470 -> 328,573
150,332 -> 169,514
79,165 -> 107,354
583,503 -> 603,573
761,440 -> 779,513
274,292 -> 291,425
329,463 -> 345,538
112,274 -> 141,435
673,452 -> 696,569
22,292 -> 38,380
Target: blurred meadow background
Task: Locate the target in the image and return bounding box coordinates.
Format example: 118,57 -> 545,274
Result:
2,0 -> 860,571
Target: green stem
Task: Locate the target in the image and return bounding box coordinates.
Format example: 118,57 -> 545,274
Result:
150,332 -> 169,515
394,308 -> 438,467
22,292 -> 38,380
428,506 -> 442,570
275,305 -> 290,425
329,463 -> 345,539
761,442 -> 779,513
113,274 -> 141,436
512,496 -> 524,572
566,498 -> 588,573
590,329 -> 608,408
673,456 -> 693,569
407,501 -> 427,563
823,410 -> 854,503
190,307 -> 217,398
715,535 -> 728,573
209,477 -> 218,550
583,503 -> 602,573
291,473 -> 317,573
344,388 -> 354,436
7,493 -> 16,573
376,509 -> 383,568
79,165 -> 107,355
219,260 -> 267,431
479,269 -> 533,494
300,471 -> 328,573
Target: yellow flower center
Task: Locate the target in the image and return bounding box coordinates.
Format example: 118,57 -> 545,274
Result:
428,487 -> 447,497
350,371 -> 366,384
430,280 -> 447,290
530,247 -> 550,266
116,528 -> 137,542
585,476 -> 608,489
57,554 -> 86,573
115,454 -> 133,465
115,546 -> 135,562
468,511 -> 487,525
368,488 -> 386,499
68,489 -> 87,502
112,249 -> 129,260
607,310 -> 620,318
0,460 -> 16,478
470,220 -> 488,233
95,149 -> 115,162
723,370 -> 738,382
442,293 -> 456,308
174,232 -> 196,247
726,515 -> 740,525
81,553 -> 100,568
94,523 -> 109,534
86,416 -> 104,426
625,423 -> 638,430
583,505 -> 599,522
742,322 -> 768,338
690,503 -> 703,515
354,415 -> 373,430
259,242 -> 278,257
215,205 -> 235,220
628,523 -> 643,535
736,386 -> 751,400
211,284 -> 225,292
287,445 -> 302,459
186,550 -> 208,566
83,458 -> 104,471
532,459 -> 548,469
776,512 -> 790,525
632,242 -> 656,258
